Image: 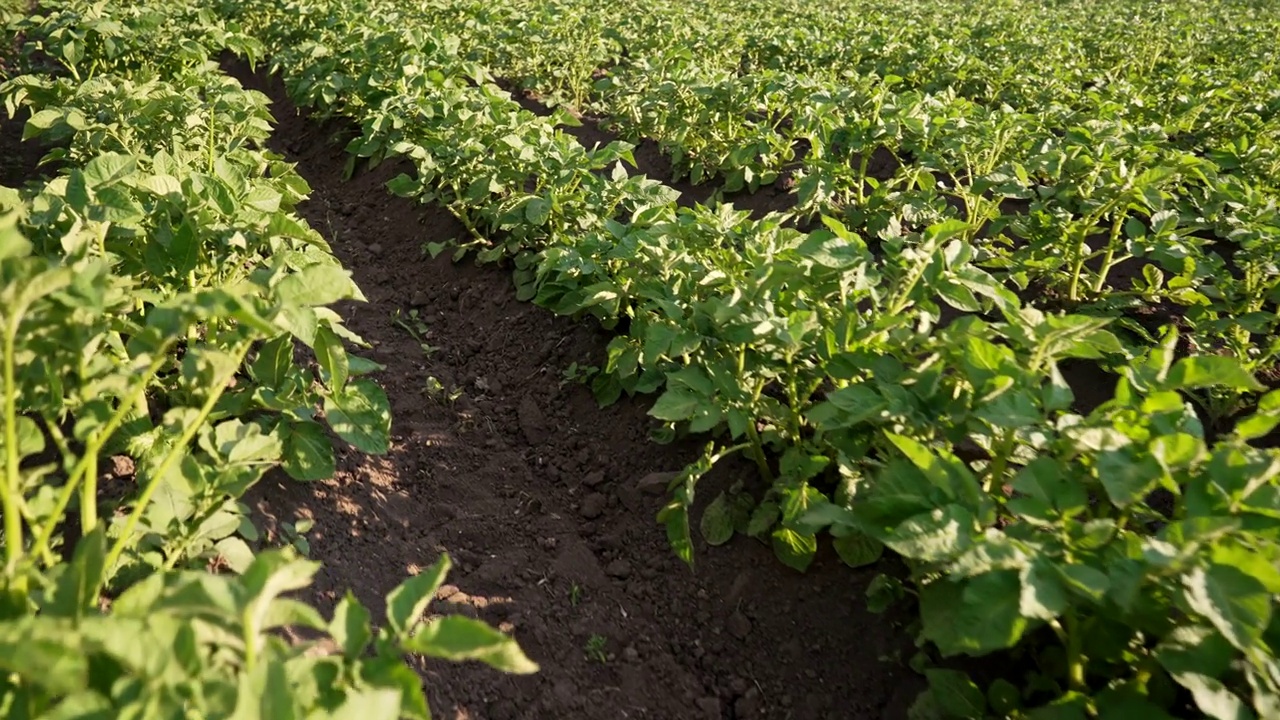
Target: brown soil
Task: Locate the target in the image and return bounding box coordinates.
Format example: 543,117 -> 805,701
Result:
230,66 -> 922,719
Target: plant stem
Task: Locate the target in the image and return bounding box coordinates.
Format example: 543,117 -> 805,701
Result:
33,351 -> 171,567
1066,608 -> 1086,693
2,318 -> 22,581
103,342 -> 249,576
744,422 -> 773,482
1090,215 -> 1126,296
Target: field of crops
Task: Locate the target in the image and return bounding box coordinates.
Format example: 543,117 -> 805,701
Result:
3,0 -> 1280,717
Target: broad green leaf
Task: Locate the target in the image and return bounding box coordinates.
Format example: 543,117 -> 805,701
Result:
771,527 -> 817,572
699,492 -> 736,546
331,592 -> 373,659
649,386 -> 703,422
832,531 -> 884,568
807,384 -> 885,429
46,529 -> 106,620
277,264 -> 358,307
315,325 -> 350,393
404,615 -> 538,674
386,555 -> 451,636
987,679 -> 1022,715
1183,564 -> 1271,652
329,688 -> 405,720
214,536 -> 256,574
1166,357 -> 1264,392
923,669 -> 985,720
1156,625 -> 1234,679
324,378 -> 391,454
883,506 -> 974,563
0,617 -> 88,694
1020,557 -> 1067,620
1096,449 -> 1162,508
283,421 -> 335,482
82,153 -> 136,188
248,335 -> 291,389
233,658 -> 299,720
264,598 -> 327,631
1171,673 -> 1254,720
920,571 -> 1027,656
747,501 -> 779,538
1027,692 -> 1089,720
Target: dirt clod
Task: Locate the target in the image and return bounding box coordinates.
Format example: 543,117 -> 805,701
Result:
605,559 -> 633,579
580,492 -> 607,519
517,394 -> 551,445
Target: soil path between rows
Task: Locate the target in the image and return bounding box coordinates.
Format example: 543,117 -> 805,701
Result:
229,63 -> 921,720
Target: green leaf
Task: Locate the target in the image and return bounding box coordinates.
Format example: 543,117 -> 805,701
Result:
1184,564 -> 1272,652
324,378 -> 391,454
1096,449 -> 1163,508
1166,356 -> 1265,392
806,384 -> 885,429
315,325 -> 349,393
923,669 -> 985,720
832,532 -> 884,568
1020,557 -> 1067,620
1027,692 -> 1089,720
987,679 -> 1022,715
282,421 -> 336,482
329,688 -> 405,720
920,571 -> 1028,656
403,615 -> 538,674
46,529 -> 106,620
82,153 -> 136,188
386,555 -> 451,636
747,500 -> 779,538
330,592 -> 373,659
649,386 -> 703,422
214,537 -> 256,574
234,660 -> 300,720
699,492 -> 736,546
251,335 -> 293,389
1156,625 -> 1235,679
1170,673 -> 1254,720
771,527 -> 817,572
524,197 -> 551,225
277,264 -> 358,307
883,506 -> 974,563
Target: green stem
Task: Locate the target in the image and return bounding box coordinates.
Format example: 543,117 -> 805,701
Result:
2,318 -> 22,581
1065,608 -> 1086,693
33,351 -> 171,567
744,423 -> 773,482
103,342 -> 249,575
984,430 -> 1015,494
1089,215 -> 1127,296
784,354 -> 802,444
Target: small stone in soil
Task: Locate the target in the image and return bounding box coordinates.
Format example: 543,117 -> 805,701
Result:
367,242 -> 383,255
727,611 -> 752,640
605,559 -> 632,579
579,493 -> 607,519
582,470 -> 606,487
624,646 -> 639,662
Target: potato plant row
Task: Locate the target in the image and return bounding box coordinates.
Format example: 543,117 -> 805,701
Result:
216,1 -> 1280,718
0,3 -> 534,717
